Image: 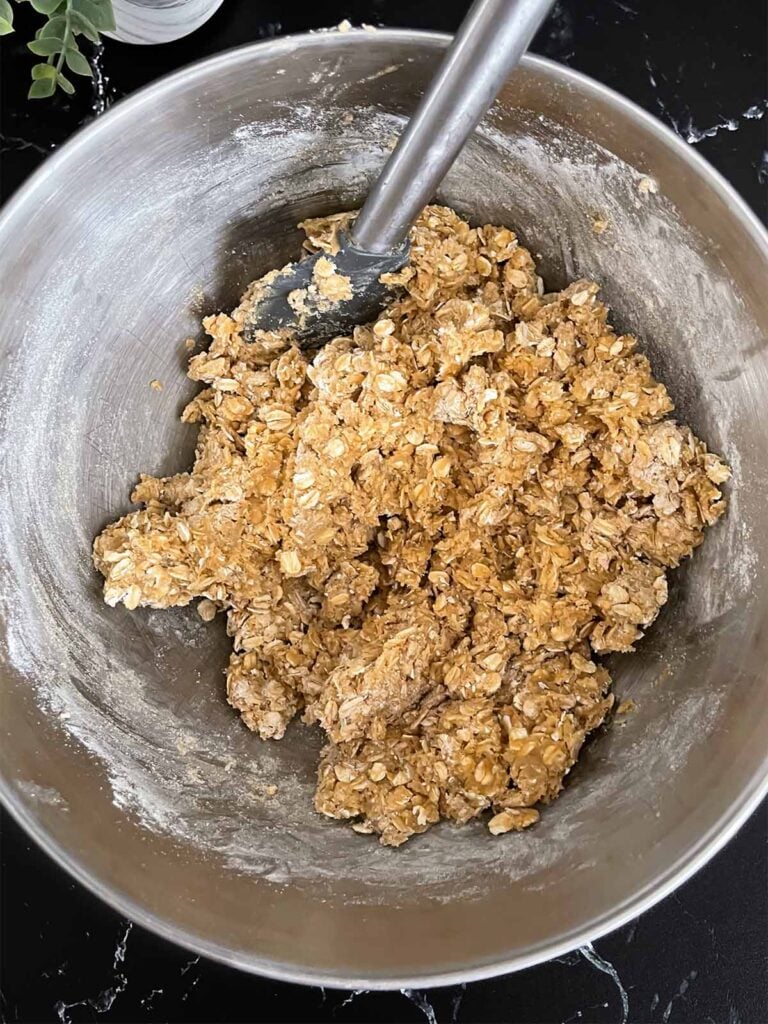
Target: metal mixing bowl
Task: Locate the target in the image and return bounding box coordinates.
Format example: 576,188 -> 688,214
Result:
1,30 -> 767,988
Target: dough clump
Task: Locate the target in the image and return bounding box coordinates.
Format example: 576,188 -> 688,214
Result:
94,206 -> 729,845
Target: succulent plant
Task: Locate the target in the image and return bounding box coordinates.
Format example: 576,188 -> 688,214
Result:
0,0 -> 115,98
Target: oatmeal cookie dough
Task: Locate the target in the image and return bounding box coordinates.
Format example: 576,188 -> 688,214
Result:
94,205 -> 729,846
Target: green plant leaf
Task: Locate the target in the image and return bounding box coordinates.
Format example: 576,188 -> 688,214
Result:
72,0 -> 115,32
70,9 -> 98,41
27,36 -> 64,55
20,0 -> 116,99
30,0 -> 64,13
0,0 -> 13,33
57,70 -> 75,94
41,15 -> 67,37
31,61 -> 58,79
65,46 -> 92,77
29,77 -> 56,99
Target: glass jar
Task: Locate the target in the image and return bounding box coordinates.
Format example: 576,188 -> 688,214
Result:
106,0 -> 226,44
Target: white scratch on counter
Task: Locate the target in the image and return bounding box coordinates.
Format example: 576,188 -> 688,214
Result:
610,0 -> 638,15
53,922 -> 133,1023
401,988 -> 438,1024
563,1002 -> 610,1023
642,66 -> 767,146
178,957 -> 201,1002
0,133 -> 51,157
338,988 -> 366,1009
662,969 -> 698,1022
140,986 -> 164,1008
113,922 -> 132,965
449,983 -> 467,1022
644,59 -> 683,137
671,893 -> 722,965
580,942 -> 629,1024
680,100 -> 766,144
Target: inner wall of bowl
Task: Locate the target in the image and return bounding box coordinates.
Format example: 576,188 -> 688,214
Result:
1,36 -> 767,978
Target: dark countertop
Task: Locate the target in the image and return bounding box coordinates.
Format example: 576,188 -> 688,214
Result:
1,1 -> 766,1022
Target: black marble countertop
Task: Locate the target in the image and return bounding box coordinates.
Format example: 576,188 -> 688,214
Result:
1,1 -> 766,1022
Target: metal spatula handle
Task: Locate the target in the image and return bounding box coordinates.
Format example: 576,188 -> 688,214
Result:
351,0 -> 554,255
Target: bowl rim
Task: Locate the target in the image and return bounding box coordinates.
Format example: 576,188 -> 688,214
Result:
1,27 -> 767,991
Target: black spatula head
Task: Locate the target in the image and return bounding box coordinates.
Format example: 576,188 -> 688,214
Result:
242,233 -> 409,348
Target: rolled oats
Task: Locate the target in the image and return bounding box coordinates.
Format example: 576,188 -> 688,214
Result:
94,205 -> 729,846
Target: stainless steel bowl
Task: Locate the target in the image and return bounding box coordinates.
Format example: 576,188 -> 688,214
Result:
1,31 -> 767,988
